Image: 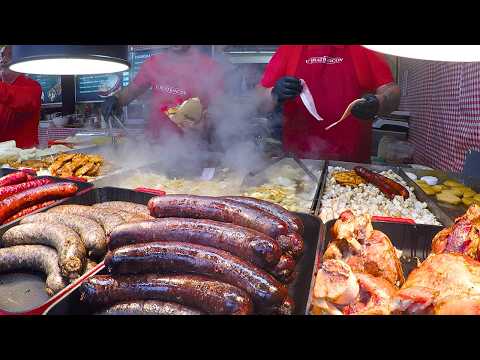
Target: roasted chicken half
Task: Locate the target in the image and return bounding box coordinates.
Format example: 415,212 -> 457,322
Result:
392,253 -> 480,314
431,204 -> 480,260
311,259 -> 397,315
323,210 -> 405,287
393,204 -> 480,315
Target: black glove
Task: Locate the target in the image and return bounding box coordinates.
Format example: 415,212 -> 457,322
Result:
351,94 -> 380,120
272,76 -> 303,103
101,96 -> 121,120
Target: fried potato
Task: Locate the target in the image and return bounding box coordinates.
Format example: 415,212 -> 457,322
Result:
431,185 -> 445,193
443,179 -> 464,188
441,188 -> 463,197
415,180 -> 428,186
419,185 -> 436,196
436,191 -> 462,205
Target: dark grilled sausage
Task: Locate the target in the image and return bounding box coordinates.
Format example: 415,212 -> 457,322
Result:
80,274 -> 253,315
148,195 -> 288,239
2,223 -> 87,279
0,182 -> 78,224
354,167 -> 410,200
271,254 -> 296,284
224,196 -> 304,235
48,205 -> 125,235
92,202 -> 150,216
107,218 -> 281,269
21,213 -> 107,258
277,232 -> 305,259
105,242 -> 288,312
96,300 -> 203,315
0,245 -> 67,296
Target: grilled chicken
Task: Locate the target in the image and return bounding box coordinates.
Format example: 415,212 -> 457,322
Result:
49,153 -> 75,175
392,253 -> 480,314
324,210 -> 405,286
75,161 -> 95,177
432,204 -> 480,260
312,259 -> 397,315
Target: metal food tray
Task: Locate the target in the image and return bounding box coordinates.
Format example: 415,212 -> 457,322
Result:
39,187 -> 322,315
305,219 -> 443,315
94,158 -> 327,215
399,168 -> 480,222
314,161 -> 452,226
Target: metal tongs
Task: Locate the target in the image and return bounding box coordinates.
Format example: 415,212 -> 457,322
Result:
102,109 -> 135,144
240,152 -> 318,188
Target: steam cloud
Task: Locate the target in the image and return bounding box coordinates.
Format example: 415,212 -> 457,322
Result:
107,45 -> 273,177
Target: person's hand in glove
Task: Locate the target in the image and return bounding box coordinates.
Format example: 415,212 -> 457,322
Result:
351,94 -> 380,120
271,76 -> 303,103
101,95 -> 121,120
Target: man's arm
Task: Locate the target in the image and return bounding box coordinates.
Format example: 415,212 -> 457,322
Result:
256,85 -> 276,114
115,82 -> 150,106
375,82 -> 401,115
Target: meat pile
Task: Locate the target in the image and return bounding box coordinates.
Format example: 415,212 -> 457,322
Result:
0,201 -> 153,296
80,195 -> 306,315
311,204 -> 480,315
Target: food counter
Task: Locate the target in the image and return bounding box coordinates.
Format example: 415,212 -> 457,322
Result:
1,152 -> 480,315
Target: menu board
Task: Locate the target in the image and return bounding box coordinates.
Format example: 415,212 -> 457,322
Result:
130,49 -> 152,79
75,71 -> 129,103
27,74 -> 62,105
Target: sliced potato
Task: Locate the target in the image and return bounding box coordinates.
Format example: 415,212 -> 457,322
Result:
474,194 -> 480,202
419,185 -> 436,196
415,180 -> 428,186
462,189 -> 477,198
441,188 -> 463,197
436,192 -> 462,205
431,185 -> 445,193
443,179 -> 464,188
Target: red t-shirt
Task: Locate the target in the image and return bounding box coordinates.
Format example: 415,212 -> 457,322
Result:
133,48 -> 224,140
260,45 -> 394,162
0,75 -> 42,148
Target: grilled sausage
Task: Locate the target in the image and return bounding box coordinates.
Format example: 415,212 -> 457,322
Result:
92,202 -> 150,216
0,171 -> 29,187
48,205 -> 125,235
0,245 -> 67,296
2,223 -> 87,279
80,274 -> 253,315
107,218 -> 282,269
105,242 -> 288,312
96,300 -> 203,315
224,196 -> 304,235
277,232 -> 305,259
0,182 -> 78,224
148,195 -> 289,239
0,178 -> 53,201
271,254 -> 296,284
112,210 -> 154,222
354,167 -> 410,200
20,213 -> 107,258
2,200 -> 56,224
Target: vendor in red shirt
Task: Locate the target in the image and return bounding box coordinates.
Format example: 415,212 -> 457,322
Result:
0,45 -> 42,148
101,45 -> 224,142
257,45 -> 400,162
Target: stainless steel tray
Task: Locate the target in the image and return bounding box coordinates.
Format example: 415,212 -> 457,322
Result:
399,168 -> 480,222
314,161 -> 452,226
94,158 -> 327,215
